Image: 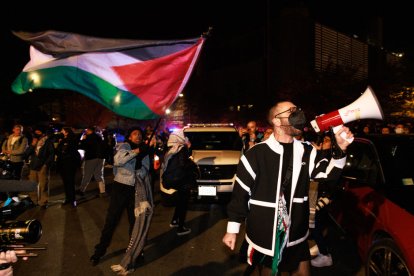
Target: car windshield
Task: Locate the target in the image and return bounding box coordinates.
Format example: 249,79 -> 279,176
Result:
343,142 -> 381,185
375,137 -> 414,187
185,131 -> 243,151
343,135 -> 414,214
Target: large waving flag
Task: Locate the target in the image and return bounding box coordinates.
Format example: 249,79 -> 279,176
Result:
11,30 -> 205,120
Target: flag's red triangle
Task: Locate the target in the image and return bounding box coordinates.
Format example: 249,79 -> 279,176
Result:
113,41 -> 201,115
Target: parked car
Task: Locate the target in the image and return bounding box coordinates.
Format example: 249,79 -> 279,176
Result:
160,124 -> 243,204
330,134 -> 414,275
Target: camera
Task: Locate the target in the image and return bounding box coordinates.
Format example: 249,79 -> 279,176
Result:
0,197 -> 42,245
0,219 -> 42,245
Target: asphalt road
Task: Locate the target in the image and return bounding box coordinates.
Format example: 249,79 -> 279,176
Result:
9,167 -> 364,276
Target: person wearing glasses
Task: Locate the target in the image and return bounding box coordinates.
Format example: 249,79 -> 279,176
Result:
223,101 -> 353,276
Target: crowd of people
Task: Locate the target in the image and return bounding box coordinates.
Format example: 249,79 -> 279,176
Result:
0,124 -> 170,275
0,112 -> 412,275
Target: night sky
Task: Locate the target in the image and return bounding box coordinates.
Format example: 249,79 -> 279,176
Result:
1,2 -> 263,94
1,0 -> 413,121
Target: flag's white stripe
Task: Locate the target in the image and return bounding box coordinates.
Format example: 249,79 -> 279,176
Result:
24,46 -> 142,90
23,46 -> 56,71
176,39 -> 204,95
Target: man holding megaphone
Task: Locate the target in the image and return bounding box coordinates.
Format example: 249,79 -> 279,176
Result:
223,101 -> 353,276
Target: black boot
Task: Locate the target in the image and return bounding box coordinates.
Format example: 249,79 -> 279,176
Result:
90,253 -> 102,266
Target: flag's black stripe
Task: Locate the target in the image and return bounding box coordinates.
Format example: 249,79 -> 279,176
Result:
120,42 -> 195,61
13,30 -> 199,59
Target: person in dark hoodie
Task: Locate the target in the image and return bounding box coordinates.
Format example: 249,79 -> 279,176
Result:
56,127 -> 81,208
77,126 -> 107,197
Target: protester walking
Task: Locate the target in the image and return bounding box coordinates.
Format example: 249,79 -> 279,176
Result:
77,126 -> 107,197
161,130 -> 197,236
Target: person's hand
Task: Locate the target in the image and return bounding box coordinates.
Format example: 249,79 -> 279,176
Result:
132,148 -> 140,154
134,201 -> 151,217
222,233 -> 237,250
31,138 -> 38,146
0,250 -> 27,276
149,137 -> 156,147
238,128 -> 247,137
185,140 -> 191,148
334,126 -> 353,151
0,250 -> 17,264
311,142 -> 322,150
0,250 -> 28,263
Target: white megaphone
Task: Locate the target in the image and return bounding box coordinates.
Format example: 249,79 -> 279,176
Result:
310,86 -> 384,142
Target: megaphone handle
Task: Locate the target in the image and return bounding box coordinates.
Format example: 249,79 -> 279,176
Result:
332,125 -> 354,143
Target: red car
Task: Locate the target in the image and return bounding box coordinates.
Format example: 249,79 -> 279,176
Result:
330,134 -> 414,275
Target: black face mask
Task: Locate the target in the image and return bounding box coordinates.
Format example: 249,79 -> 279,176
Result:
288,109 -> 307,130
275,107 -> 307,130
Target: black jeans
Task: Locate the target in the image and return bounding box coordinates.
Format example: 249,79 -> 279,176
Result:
312,208 -> 330,255
10,161 -> 24,180
172,188 -> 190,228
59,160 -> 77,203
94,182 -> 135,256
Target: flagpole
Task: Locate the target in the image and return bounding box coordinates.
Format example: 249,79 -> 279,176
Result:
147,117 -> 162,145
202,27 -> 213,38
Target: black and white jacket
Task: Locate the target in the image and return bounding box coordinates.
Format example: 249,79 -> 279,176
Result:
226,134 -> 346,257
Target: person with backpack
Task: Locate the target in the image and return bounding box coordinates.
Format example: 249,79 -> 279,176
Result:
161,129 -> 197,236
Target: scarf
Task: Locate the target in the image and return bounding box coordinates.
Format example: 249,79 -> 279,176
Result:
160,130 -> 187,176
35,136 -> 48,155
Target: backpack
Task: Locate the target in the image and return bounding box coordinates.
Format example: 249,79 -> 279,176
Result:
162,153 -> 186,190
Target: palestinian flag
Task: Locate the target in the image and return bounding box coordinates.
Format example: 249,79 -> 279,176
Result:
11,30 -> 205,120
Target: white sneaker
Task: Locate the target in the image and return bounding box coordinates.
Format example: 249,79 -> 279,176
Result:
169,220 -> 179,228
177,227 -> 191,236
309,244 -> 319,256
311,254 -> 333,267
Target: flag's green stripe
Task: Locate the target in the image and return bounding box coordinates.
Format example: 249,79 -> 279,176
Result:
11,66 -> 159,120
